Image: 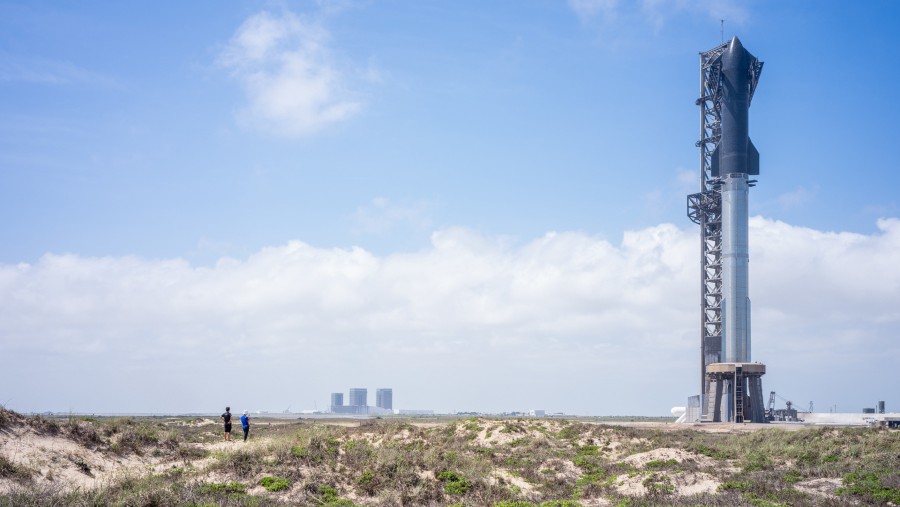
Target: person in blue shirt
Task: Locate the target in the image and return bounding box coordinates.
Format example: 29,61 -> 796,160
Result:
240,410 -> 250,441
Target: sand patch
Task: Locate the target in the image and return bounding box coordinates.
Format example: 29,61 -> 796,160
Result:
392,428 -> 413,442
794,477 -> 844,500
621,447 -> 717,469
345,432 -> 383,447
539,458 -> 581,481
170,418 -> 217,428
201,439 -> 260,452
489,468 -> 535,496
0,427 -> 157,493
596,439 -> 625,459
580,497 -> 612,506
579,434 -> 650,460
467,419 -> 554,447
614,470 -> 720,497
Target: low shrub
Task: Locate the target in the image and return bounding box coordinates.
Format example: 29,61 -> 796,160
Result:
26,414 -> 61,435
782,469 -> 803,484
313,484 -> 339,502
743,452 -> 772,472
576,445 -> 600,456
642,473 -> 674,495
64,419 -> 103,448
0,407 -> 18,430
116,424 -> 160,454
357,469 -> 377,495
290,444 -> 312,459
438,470 -> 471,496
462,419 -> 483,432
837,470 -> 900,504
720,480 -> 753,492
176,444 -> 209,460
214,448 -> 267,477
0,455 -> 31,482
260,476 -> 291,492
70,455 -> 91,475
644,458 -> 678,469
688,443 -> 731,460
290,435 -> 340,465
197,481 -> 246,494
795,450 -> 818,466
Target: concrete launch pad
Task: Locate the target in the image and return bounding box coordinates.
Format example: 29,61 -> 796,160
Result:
704,362 -> 766,423
706,362 -> 765,375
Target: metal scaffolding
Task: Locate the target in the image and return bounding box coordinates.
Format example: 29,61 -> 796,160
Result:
687,42 -> 728,417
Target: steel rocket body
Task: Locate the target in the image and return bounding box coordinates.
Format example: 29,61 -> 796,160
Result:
721,173 -> 750,362
714,36 -> 761,363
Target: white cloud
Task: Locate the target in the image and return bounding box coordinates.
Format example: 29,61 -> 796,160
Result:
218,10 -> 363,137
2,218 -> 898,415
776,185 -> 818,209
642,189 -> 665,214
351,197 -> 432,235
676,168 -> 697,188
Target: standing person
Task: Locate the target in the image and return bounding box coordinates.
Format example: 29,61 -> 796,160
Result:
241,410 -> 250,442
221,407 -> 233,441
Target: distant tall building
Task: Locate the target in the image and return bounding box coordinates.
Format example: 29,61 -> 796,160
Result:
330,393 -> 344,410
376,388 -> 393,410
349,388 -> 367,407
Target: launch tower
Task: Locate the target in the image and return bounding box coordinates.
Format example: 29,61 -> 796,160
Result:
687,37 -> 767,423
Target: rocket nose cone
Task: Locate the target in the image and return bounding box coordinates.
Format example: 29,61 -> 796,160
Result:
728,36 -> 744,53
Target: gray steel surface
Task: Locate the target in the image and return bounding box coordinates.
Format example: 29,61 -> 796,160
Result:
721,173 -> 751,362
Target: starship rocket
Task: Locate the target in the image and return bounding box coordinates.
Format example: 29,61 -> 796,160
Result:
712,36 -> 761,364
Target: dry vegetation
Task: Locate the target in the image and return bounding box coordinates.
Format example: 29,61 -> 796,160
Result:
1,406 -> 899,506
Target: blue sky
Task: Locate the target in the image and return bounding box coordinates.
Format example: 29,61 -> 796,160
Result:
1,0 -> 899,415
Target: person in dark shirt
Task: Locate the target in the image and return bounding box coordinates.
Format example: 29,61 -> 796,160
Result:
240,410 -> 250,442
221,407 -> 233,441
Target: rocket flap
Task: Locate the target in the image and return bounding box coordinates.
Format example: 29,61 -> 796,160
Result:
748,138 -> 759,175
711,140 -> 758,177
